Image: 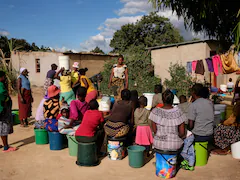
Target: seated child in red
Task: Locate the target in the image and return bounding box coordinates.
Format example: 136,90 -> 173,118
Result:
75,100 -> 104,137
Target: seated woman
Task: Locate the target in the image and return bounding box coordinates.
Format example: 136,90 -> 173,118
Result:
75,100 -> 105,154
35,95 -> 49,129
58,105 -> 80,136
212,101 -> 240,155
54,68 -> 75,105
104,89 -> 133,138
78,68 -> 98,103
44,85 -> 61,132
149,90 -> 185,151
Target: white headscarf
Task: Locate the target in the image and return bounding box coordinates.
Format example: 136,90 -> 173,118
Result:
20,67 -> 26,74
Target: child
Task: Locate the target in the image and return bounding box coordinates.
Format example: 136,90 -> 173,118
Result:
227,78 -> 234,95
152,84 -> 163,109
178,96 -> 195,171
135,96 -> 153,156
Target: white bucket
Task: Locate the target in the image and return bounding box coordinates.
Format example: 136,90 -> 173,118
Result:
214,104 -> 227,112
99,96 -> 111,112
231,141 -> 240,159
143,93 -> 155,110
214,111 -> 221,126
59,55 -> 70,70
220,84 -> 227,92
173,95 -> 180,105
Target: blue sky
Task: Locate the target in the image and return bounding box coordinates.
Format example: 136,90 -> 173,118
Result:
0,0 -> 199,52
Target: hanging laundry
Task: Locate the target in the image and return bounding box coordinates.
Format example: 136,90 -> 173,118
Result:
220,52 -> 239,74
205,58 -> 214,72
186,62 -> 192,73
195,60 -> 205,75
212,55 -> 223,76
192,60 -> 197,72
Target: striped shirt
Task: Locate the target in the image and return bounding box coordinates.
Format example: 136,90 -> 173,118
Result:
149,107 -> 185,151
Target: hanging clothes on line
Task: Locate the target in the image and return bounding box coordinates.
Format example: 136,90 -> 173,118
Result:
186,62 -> 192,73
212,55 -> 223,76
192,60 -> 197,72
195,60 -> 205,75
205,58 -> 214,72
220,52 -> 239,74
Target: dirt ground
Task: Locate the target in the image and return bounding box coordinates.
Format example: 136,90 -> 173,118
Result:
1,88 -> 240,180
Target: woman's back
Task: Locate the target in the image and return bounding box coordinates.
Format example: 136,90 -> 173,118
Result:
80,75 -> 95,93
149,107 -> 185,151
60,76 -> 72,92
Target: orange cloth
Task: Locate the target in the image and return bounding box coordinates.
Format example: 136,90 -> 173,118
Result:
220,52 -> 239,74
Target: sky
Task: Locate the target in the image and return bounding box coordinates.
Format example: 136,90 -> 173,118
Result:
0,0 -> 202,53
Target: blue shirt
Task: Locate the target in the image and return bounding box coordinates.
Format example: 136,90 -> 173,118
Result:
19,74 -> 31,90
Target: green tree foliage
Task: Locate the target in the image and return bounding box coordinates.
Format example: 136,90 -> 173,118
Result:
149,0 -> 240,49
101,13 -> 184,95
164,63 -> 194,97
91,46 -> 105,54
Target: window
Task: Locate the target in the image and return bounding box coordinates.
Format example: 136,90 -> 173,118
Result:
35,58 -> 40,73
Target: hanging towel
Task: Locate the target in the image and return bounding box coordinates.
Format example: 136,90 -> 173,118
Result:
212,55 -> 223,76
206,58 -> 214,72
220,52 -> 239,74
192,61 -> 198,71
195,60 -> 205,75
186,62 -> 192,73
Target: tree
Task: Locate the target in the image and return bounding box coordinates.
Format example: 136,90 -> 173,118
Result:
91,46 -> 105,54
110,12 -> 184,52
149,0 -> 240,50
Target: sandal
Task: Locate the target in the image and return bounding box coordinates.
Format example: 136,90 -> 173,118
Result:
3,147 -> 18,152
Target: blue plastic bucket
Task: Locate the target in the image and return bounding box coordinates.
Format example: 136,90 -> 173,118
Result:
156,152 -> 177,179
48,132 -> 63,150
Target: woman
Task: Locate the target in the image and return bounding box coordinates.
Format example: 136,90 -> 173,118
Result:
79,68 -> 98,103
17,68 -> 33,127
108,55 -> 128,101
0,71 -> 17,152
71,62 -> 80,95
44,64 -> 58,96
44,85 -> 61,132
212,101 -> 240,155
149,90 -> 185,151
54,68 -> 75,105
104,89 -> 133,138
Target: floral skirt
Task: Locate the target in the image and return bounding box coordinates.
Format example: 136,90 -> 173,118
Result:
214,124 -> 240,149
111,77 -> 124,101
104,121 -> 129,138
44,119 -> 58,132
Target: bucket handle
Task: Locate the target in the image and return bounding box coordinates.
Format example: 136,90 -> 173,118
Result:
159,153 -> 175,166
68,136 -> 79,144
199,143 -> 208,151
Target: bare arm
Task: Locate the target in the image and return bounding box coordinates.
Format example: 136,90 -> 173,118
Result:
54,68 -> 64,80
82,78 -> 89,89
124,68 -> 129,89
178,122 -> 186,138
152,121 -> 157,134
188,120 -> 194,131
108,68 -> 114,88
17,78 -> 24,102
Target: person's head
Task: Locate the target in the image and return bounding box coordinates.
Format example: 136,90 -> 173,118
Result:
118,55 -> 124,65
200,87 -> 210,99
51,64 -> 58,70
191,83 -> 204,100
162,89 -> 174,105
229,78 -> 232,82
77,87 -> 87,101
121,89 -> 131,101
139,96 -> 147,107
72,62 -> 79,71
61,106 -> 70,118
62,70 -> 70,76
20,67 -> 29,76
79,68 -> 88,75
154,84 -> 163,94
89,99 -> 99,110
130,90 -> 138,102
48,85 -> 60,99
179,95 -> 187,104
0,71 -> 6,82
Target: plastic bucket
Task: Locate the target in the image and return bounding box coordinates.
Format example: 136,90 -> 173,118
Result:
48,132 -> 63,150
107,140 -> 125,160
67,135 -> 78,157
143,93 -> 155,110
214,104 -> 226,120
12,110 -> 20,125
156,152 -> 177,179
194,142 -> 208,166
231,141 -> 240,159
34,129 -> 49,145
127,145 -> 145,168
76,142 -> 99,166
214,111 -> 221,126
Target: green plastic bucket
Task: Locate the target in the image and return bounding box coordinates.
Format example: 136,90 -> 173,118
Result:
12,110 -> 20,125
194,142 -> 208,166
67,135 -> 78,157
34,129 -> 49,145
127,145 -> 146,168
